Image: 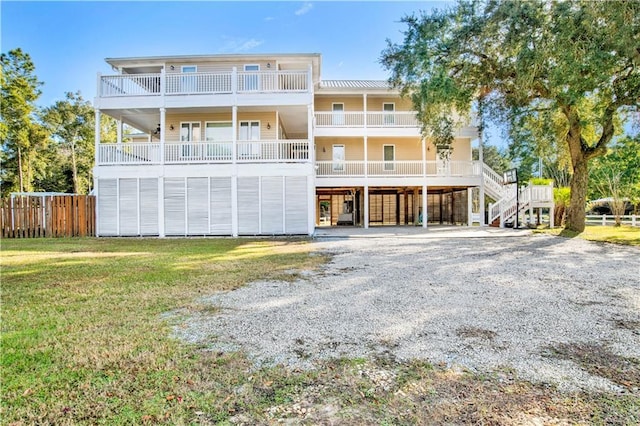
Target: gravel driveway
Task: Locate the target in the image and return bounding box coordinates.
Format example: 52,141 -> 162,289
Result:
174,228 -> 640,393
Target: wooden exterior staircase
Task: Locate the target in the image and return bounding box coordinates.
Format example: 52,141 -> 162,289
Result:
483,164 -> 555,228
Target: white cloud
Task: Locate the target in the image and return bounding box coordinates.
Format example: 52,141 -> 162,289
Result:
264,16 -> 275,22
219,37 -> 265,53
295,2 -> 313,16
237,39 -> 264,51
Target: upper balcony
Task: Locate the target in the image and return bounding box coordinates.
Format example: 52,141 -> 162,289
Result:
314,111 -> 478,138
96,139 -> 310,166
95,68 -> 313,110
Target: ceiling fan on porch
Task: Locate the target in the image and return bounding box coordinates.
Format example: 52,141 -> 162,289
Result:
153,124 -> 161,135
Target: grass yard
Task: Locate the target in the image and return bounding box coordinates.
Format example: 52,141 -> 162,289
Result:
2,238 -> 638,424
537,224 -> 640,246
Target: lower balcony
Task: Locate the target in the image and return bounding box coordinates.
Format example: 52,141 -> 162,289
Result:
97,140 -> 310,165
316,160 -> 482,178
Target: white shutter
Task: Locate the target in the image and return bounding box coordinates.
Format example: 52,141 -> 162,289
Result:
261,177 -> 283,234
119,178 -> 138,236
210,177 -> 232,234
237,177 -> 259,234
187,177 -> 209,235
285,176 -> 308,234
164,178 -> 186,235
98,179 -> 117,236
139,178 -> 158,235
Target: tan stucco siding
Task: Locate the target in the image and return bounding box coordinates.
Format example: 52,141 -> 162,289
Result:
314,97 -> 364,111
366,97 -> 413,112
165,61 -> 278,74
164,111 -> 278,140
315,137 -> 364,161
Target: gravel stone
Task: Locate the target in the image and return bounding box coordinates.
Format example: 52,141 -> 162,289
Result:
171,228 -> 640,393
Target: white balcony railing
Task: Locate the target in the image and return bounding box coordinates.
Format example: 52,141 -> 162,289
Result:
97,143 -> 161,164
99,74 -> 161,97
315,112 -> 365,127
99,70 -> 310,98
165,141 -> 233,163
97,140 -> 309,165
314,111 -> 420,128
315,161 -> 481,178
236,139 -> 309,162
366,112 -> 419,127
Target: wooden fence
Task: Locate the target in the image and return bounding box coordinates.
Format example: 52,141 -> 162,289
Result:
1,195 -> 96,238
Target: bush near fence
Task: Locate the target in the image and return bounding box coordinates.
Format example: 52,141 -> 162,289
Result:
0,195 -> 95,238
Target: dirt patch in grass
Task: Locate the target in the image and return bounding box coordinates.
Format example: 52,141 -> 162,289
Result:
547,342 -> 640,391
166,354 -> 640,425
456,326 -> 497,340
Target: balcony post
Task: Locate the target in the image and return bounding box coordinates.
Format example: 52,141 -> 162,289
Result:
231,105 -> 238,237
421,138 -> 427,178
364,185 -> 369,229
363,93 -> 367,130
479,134 -> 486,226
94,109 -> 101,165
307,104 -> 314,163
422,185 -> 428,228
232,67 -> 238,95
160,67 -> 166,98
307,64 -> 312,93
468,188 -> 473,226
363,136 -> 368,178
96,72 -> 102,99
116,119 -> 122,144
160,107 -> 166,165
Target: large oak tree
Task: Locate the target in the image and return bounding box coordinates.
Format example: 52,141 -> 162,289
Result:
381,0 -> 639,232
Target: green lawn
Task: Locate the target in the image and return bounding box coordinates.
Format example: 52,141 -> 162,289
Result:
537,224 -> 640,246
2,238 -> 638,424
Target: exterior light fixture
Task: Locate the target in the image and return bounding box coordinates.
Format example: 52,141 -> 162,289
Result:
266,122 -> 271,129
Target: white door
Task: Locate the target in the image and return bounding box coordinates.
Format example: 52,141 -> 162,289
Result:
205,122 -> 232,160
238,121 -> 260,158
181,65 -> 197,93
332,144 -> 345,172
383,103 -> 395,125
332,103 -> 345,125
383,145 -> 395,171
243,64 -> 260,91
181,122 -> 201,157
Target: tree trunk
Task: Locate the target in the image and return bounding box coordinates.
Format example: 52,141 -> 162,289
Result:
71,142 -> 79,194
566,155 -> 588,232
17,146 -> 24,193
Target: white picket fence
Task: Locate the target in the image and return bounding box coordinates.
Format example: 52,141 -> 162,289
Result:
586,214 -> 639,227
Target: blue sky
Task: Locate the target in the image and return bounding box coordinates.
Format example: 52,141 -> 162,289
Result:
2,1 -> 451,107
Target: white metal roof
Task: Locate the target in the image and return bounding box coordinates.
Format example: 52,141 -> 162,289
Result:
320,80 -> 392,89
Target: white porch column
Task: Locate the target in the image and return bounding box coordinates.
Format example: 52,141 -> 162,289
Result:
116,119 -> 122,144
231,106 -> 238,237
422,185 -> 428,228
364,136 -> 368,178
421,138 -> 427,177
94,108 -> 101,236
308,104 -> 313,163
159,108 -> 166,165
363,93 -> 367,129
232,106 -> 238,164
550,206 -> 555,229
308,103 -> 315,236
468,188 -> 473,226
94,109 -> 101,163
364,185 -> 369,229
478,131 -> 486,226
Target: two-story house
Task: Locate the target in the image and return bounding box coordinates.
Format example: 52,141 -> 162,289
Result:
93,53 -> 553,236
